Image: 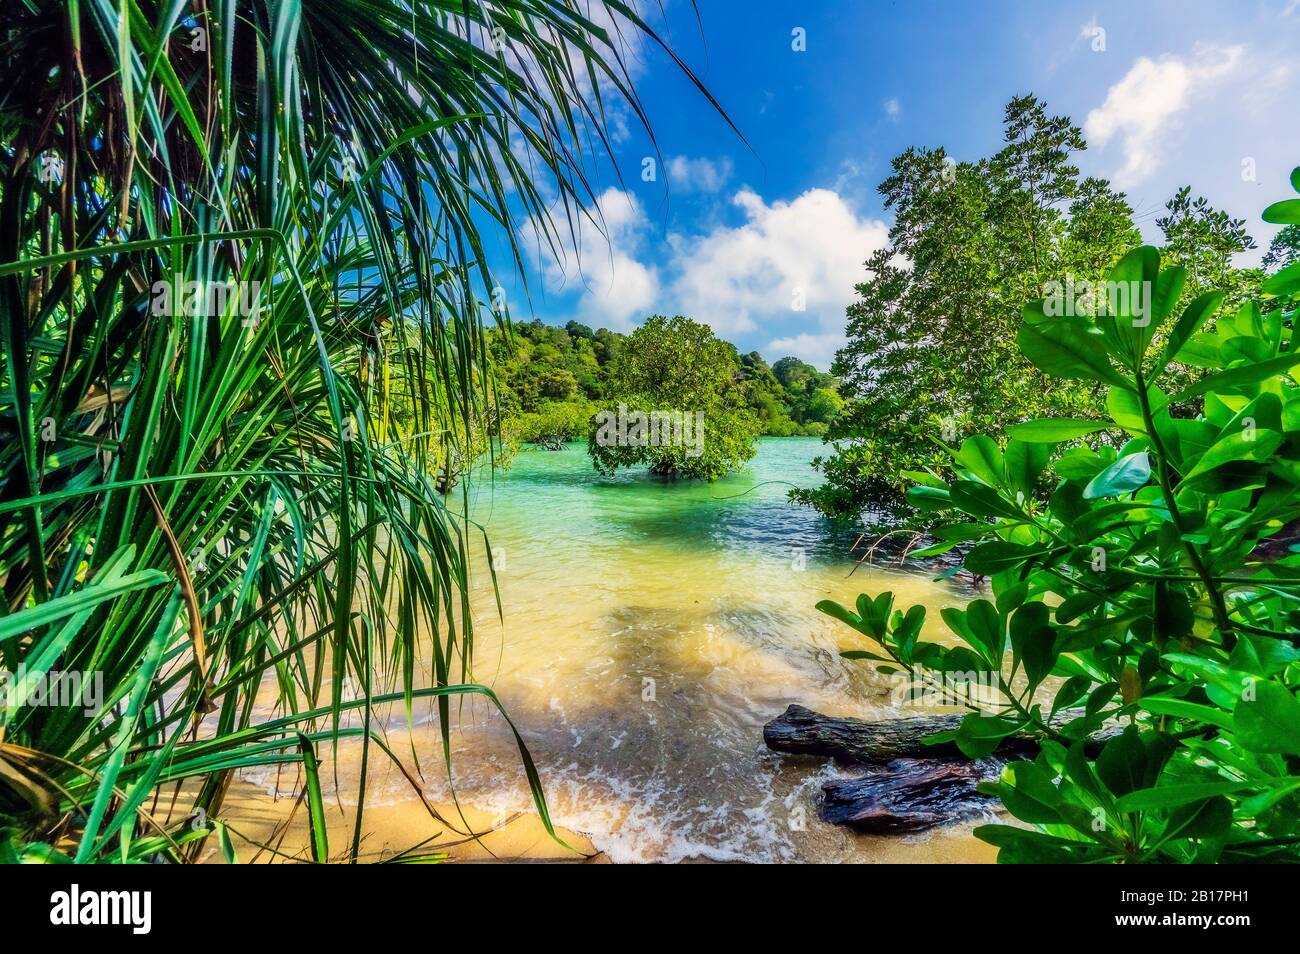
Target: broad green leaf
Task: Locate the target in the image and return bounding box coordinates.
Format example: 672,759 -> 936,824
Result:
1262,198 -> 1300,224
966,599 -> 1005,661
1004,439 -> 1051,495
1139,696 -> 1233,731
1096,727 -> 1147,798
1165,796 -> 1233,841
1083,451 -> 1150,499
906,484 -> 953,512
1009,602 -> 1056,690
1181,428 -> 1283,484
955,713 -> 1023,759
1055,447 -> 1107,481
815,599 -> 865,635
1176,332 -> 1225,369
1234,682 -> 1300,755
1115,780 -> 1265,813
948,480 -> 1026,520
1154,290 -> 1223,376
964,541 -> 1049,576
956,435 -> 1004,486
1262,260 -> 1300,299
1172,351 -> 1300,403
1017,319 -> 1133,389
894,604 -> 927,661
1055,592 -> 1102,625
1106,385 -> 1167,435
1006,419 -> 1107,442
1099,246 -> 1163,364
1052,675 -> 1093,714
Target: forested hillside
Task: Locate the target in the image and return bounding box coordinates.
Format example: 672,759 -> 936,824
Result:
488,319 -> 842,446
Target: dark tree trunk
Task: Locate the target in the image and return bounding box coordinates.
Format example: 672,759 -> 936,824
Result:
820,758 -> 1002,833
764,704 -> 1116,835
763,703 -> 1043,762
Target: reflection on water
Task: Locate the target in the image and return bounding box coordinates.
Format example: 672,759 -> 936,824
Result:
252,438 -> 994,862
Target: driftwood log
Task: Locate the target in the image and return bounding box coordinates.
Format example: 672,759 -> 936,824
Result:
765,704 -> 1114,834
820,758 -> 1001,832
764,704 -> 1043,762
764,705 -> 1006,834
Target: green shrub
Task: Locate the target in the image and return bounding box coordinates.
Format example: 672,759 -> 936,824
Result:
510,401 -> 596,446
819,171 -> 1300,863
587,316 -> 760,480
798,98 -> 1262,521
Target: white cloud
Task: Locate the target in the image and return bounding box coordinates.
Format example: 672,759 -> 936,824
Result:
1084,44 -> 1245,185
665,155 -> 734,193
526,187 -> 660,329
525,185 -> 887,367
831,158 -> 864,194
883,97 -> 901,120
1078,18 -> 1105,46
667,187 -> 888,340
765,332 -> 846,369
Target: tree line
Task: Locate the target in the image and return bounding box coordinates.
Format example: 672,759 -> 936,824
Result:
793,95 -> 1294,523
481,316 -> 844,451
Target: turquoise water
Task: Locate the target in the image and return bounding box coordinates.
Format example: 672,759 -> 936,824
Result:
376,439 -> 983,861
463,436 -> 865,573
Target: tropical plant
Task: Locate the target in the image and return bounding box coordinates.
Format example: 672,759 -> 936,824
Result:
796,96 -> 1263,522
486,318 -> 830,446
764,354 -> 839,433
508,399 -> 596,449
1263,224 -> 1300,272
1158,186 -> 1261,306
0,0 -> 717,863
819,171 -> 1300,863
587,315 -> 759,480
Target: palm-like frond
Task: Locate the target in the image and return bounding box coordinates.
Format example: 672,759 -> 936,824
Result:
0,0 -> 721,862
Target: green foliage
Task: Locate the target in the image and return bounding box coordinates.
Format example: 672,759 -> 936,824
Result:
488,319 -> 610,414
587,316 -> 761,480
803,388 -> 846,426
820,176 -> 1300,862
1263,225 -> 1300,272
738,352 -> 797,435
489,320 -> 836,446
797,95 -> 1264,521
1158,186 -> 1261,307
0,0 -> 710,862
769,356 -> 841,430
508,400 -> 598,448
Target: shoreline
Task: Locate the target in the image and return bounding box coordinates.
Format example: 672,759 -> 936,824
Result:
209,776 -> 604,864
210,772 -> 998,864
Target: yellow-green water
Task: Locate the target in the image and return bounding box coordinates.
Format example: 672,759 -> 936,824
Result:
246,438 -> 994,862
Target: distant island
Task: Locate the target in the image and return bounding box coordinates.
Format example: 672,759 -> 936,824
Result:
482,318 -> 844,447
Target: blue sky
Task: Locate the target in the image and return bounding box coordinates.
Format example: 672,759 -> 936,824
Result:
498,0 -> 1300,369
